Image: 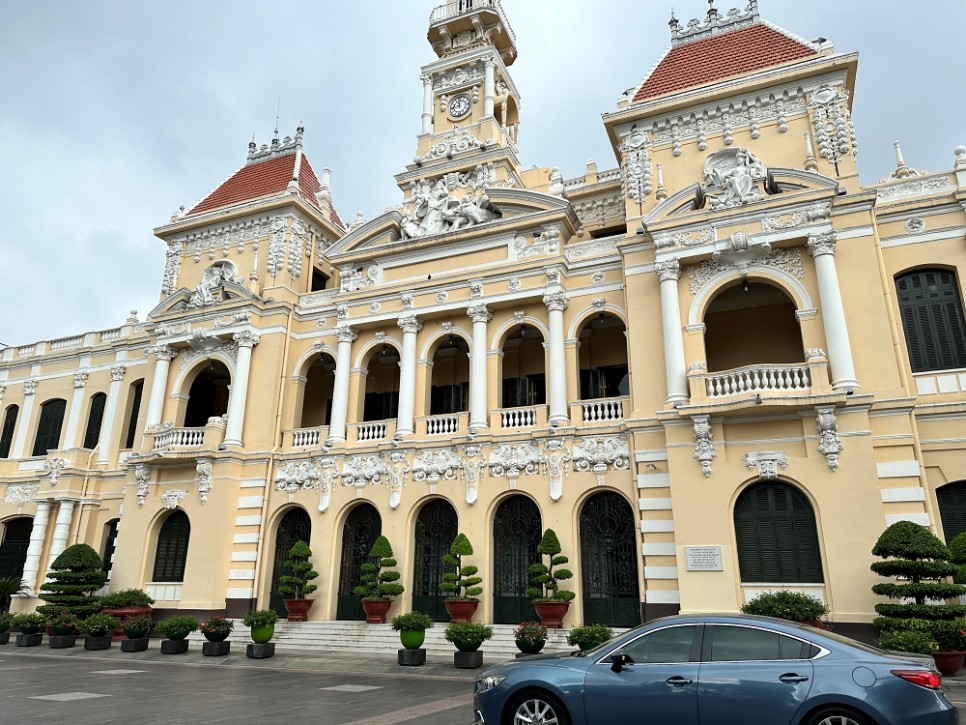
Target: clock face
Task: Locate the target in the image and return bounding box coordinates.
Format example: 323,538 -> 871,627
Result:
448,94 -> 470,119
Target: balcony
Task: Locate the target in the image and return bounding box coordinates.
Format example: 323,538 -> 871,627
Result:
492,405 -> 547,430
149,417 -> 226,454
571,397 -> 627,424
420,412 -> 469,437
687,354 -> 833,408
350,419 -> 397,444
284,426 -> 329,449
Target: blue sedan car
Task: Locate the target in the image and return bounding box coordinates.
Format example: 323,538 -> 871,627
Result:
472,614 -> 957,725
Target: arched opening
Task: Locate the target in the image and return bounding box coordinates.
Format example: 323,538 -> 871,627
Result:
269,507 -> 312,617
578,313 -> 629,400
32,398 -> 67,456
0,516 -> 33,580
501,324 -> 546,408
301,354 -> 336,427
0,405 -> 19,458
363,346 -> 400,422
123,379 -> 144,449
412,499 -> 458,621
430,335 -> 470,414
152,510 -> 191,583
492,495 -> 541,624
704,281 -> 802,371
83,392 -> 107,450
102,518 -> 119,577
580,491 -> 641,627
938,481 -> 966,543
184,360 -> 231,427
734,481 -> 823,583
336,504 -> 381,620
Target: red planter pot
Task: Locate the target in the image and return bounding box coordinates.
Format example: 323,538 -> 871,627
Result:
361,599 -> 392,624
933,651 -> 965,677
283,599 -> 314,622
103,606 -> 153,642
444,599 -> 479,623
533,601 -> 570,628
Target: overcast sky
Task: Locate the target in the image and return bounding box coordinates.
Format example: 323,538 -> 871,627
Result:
1,0 -> 963,349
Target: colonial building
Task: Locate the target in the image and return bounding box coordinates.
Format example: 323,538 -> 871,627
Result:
3,0 -> 966,635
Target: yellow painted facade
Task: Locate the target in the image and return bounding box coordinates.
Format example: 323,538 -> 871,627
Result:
2,1 -> 966,634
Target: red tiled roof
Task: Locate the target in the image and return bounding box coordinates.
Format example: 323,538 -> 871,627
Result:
633,23 -> 816,103
189,152 -> 342,229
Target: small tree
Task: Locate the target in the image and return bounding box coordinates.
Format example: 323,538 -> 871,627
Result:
276,540 -> 319,600
527,529 -> 575,602
440,533 -> 483,600
38,544 -> 107,619
353,535 -> 404,600
947,530 -> 966,584
871,520 -> 966,636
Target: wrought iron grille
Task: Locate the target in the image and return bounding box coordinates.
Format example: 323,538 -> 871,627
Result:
336,504 -> 381,620
269,507 -> 312,617
492,495 -> 541,624
412,499 -> 458,621
580,492 -> 641,627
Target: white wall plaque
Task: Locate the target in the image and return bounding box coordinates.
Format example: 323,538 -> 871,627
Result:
685,545 -> 723,571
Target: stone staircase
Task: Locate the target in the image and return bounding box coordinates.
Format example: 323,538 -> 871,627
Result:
190,620 -> 578,661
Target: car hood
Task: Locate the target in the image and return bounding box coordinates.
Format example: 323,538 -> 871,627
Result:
479,649 -> 590,676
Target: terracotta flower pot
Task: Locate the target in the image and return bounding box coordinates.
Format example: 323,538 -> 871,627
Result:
444,599 -> 479,623
933,651 -> 965,677
283,598 -> 314,622
361,599 -> 392,624
103,606 -> 153,642
533,600 -> 570,628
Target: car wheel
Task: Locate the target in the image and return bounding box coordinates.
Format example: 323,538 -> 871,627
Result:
804,707 -> 873,725
507,691 -> 571,725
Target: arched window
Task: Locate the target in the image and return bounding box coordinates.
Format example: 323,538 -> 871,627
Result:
102,519 -> 120,576
83,393 -> 107,449
937,482 -> 966,543
896,269 -> 966,373
152,511 -> 190,582
0,517 -> 33,578
0,405 -> 18,459
123,380 -> 144,449
32,398 -> 66,456
734,482 -> 823,583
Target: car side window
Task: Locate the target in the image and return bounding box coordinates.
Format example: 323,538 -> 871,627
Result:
621,625 -> 698,664
709,625 -> 813,661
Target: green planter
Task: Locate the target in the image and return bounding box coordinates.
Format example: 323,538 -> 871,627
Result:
250,623 -> 274,644
399,629 -> 426,650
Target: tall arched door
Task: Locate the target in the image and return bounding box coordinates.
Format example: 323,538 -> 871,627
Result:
938,482 -> 966,543
336,504 -> 381,620
412,499 -> 458,621
580,491 -> 641,627
0,517 -> 33,579
492,495 -> 541,624
269,508 -> 311,617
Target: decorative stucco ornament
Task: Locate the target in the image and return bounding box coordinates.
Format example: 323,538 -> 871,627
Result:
459,445 -> 486,506
692,416 -> 716,478
317,457 -> 338,513
401,168 -> 500,239
815,407 -> 844,471
275,460 -> 321,493
341,455 -> 386,497
187,261 -> 241,308
135,464 -> 151,508
572,435 -> 630,486
701,148 -> 768,210
540,439 -> 571,501
384,450 -> 411,510
161,489 -> 188,510
44,457 -> 67,487
745,451 -> 789,480
412,449 -> 459,494
489,443 -> 539,489
196,458 -> 212,504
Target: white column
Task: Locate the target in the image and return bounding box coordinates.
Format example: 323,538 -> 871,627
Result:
421,73 -> 434,135
656,260 -> 689,406
45,500 -> 75,574
808,232 -> 859,390
467,304 -> 492,431
11,378 -> 38,459
396,315 -> 423,437
326,326 -> 358,445
543,292 -> 570,425
20,499 -> 50,594
64,372 -> 89,449
223,331 -> 260,447
144,345 -> 178,428
96,365 -> 126,465
483,56 -> 496,117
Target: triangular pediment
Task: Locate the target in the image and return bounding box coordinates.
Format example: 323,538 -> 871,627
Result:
148,281 -> 255,319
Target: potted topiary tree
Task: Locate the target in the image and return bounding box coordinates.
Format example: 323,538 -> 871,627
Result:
79,613 -> 118,650
527,529 -> 575,628
439,533 -> 483,623
243,608 -> 278,659
276,540 -> 319,622
155,615 -> 198,654
120,613 -> 152,652
566,623 -> 614,651
99,588 -> 155,641
12,612 -> 47,647
740,590 -> 829,627
391,611 -> 434,666
871,520 -> 966,675
199,615 -> 234,657
444,621 -> 493,669
353,535 -> 404,624
37,544 -> 107,622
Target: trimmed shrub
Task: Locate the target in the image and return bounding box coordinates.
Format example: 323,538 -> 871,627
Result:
440,533 -> 483,600
37,544 -> 107,619
740,591 -> 829,623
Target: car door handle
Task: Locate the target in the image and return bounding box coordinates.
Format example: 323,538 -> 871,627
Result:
666,676 -> 694,686
779,674 -> 810,684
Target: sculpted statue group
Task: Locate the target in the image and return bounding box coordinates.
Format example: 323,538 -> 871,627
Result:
401,178 -> 498,239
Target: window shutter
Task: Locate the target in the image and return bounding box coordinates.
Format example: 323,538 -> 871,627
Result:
0,405 -> 18,459
152,511 -> 190,582
897,269 -> 966,373
32,399 -> 66,457
83,393 -> 107,450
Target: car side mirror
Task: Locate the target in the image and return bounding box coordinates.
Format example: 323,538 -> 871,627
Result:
610,652 -> 630,673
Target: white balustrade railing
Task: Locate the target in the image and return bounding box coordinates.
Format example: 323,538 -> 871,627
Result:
17,344 -> 35,357
500,406 -> 537,429
580,397 -> 626,422
154,428 -> 206,449
291,427 -> 322,447
100,329 -> 120,342
705,364 -> 811,397
355,422 -> 388,442
50,335 -> 84,351
426,415 -> 460,436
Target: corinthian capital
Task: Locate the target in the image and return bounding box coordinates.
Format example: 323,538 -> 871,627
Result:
397,315 -> 423,334
147,344 -> 179,362
655,259 -> 682,282
23,378 -> 38,395
467,304 -> 493,324
807,232 -> 837,257
542,292 -> 569,312
111,365 -> 127,382
335,325 -> 358,344
233,330 -> 261,348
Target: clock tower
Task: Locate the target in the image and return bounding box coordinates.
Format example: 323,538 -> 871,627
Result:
395,0 -> 523,239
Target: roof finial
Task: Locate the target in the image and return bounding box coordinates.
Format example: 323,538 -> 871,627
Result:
248,133 -> 257,159
271,97 -> 281,148
669,7 -> 679,32
707,0 -> 719,22
886,140 -> 924,180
